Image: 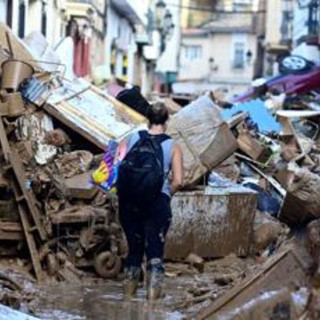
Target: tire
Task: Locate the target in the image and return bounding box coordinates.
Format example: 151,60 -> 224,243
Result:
94,251 -> 122,279
279,55 -> 313,74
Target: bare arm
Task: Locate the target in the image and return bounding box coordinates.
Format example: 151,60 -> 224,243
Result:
115,137 -> 129,162
171,143 -> 184,195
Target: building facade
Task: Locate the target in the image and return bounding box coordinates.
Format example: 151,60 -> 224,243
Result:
0,0 -> 161,94
181,0 -> 219,28
155,0 -> 182,93
63,0 -> 107,78
103,0 -> 160,94
0,0 -> 67,44
264,0 -> 320,77
292,0 -> 320,62
177,11 -> 262,95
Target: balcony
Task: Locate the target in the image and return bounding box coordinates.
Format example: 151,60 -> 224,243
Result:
204,12 -> 256,33
65,1 -> 95,18
265,42 -> 290,54
110,0 -> 148,26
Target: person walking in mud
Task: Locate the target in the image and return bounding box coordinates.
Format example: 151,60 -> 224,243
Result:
116,101 -> 183,300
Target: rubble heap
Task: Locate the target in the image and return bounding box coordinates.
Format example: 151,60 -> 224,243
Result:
0,25 -> 148,285
1,22 -> 320,319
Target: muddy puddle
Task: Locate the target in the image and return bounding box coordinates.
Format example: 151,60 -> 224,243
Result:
33,280 -> 185,320
14,256 -> 256,319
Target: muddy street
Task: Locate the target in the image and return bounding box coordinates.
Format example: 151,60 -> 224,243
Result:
34,282 -> 183,320
0,254 -> 259,319
1,1 -> 320,318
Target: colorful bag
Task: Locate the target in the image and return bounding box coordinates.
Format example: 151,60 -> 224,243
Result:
92,140 -> 120,193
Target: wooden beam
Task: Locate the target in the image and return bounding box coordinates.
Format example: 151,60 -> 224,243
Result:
0,116 -> 10,162
0,222 -> 24,240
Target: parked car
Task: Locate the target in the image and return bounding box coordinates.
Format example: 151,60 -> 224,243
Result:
278,55 -> 314,74
232,64 -> 320,103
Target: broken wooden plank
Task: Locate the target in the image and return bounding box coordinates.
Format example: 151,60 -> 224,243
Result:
246,162 -> 286,197
0,116 -> 11,162
50,206 -> 108,225
226,111 -> 249,128
64,171 -> 98,200
0,222 -> 23,241
196,248 -> 308,319
235,152 -> 270,168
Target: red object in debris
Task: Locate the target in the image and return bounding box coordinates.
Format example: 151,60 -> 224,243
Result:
233,66 -> 320,103
73,37 -> 90,77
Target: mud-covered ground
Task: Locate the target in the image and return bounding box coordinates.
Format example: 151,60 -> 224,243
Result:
0,255 -> 259,319
2,236 -> 318,320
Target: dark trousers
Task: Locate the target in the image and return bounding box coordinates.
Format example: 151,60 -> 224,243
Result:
119,193 -> 172,272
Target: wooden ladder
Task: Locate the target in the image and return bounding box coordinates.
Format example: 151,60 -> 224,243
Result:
0,117 -> 47,282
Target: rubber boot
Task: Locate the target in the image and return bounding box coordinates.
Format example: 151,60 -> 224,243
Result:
123,266 -> 141,298
147,259 -> 164,301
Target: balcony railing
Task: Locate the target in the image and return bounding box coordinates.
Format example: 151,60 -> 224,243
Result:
67,0 -> 93,3
205,11 -> 265,34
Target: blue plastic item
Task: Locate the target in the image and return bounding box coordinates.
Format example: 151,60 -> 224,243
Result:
221,99 -> 281,134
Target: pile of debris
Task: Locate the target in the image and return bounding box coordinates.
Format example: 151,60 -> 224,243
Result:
105,71 -> 320,318
1,22 -> 320,319
151,74 -> 320,317
0,24 -> 149,288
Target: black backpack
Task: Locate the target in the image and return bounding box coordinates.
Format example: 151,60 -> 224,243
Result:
117,131 -> 170,207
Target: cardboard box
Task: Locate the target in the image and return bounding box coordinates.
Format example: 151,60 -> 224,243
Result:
64,171 -> 98,200
166,95 -> 238,186
237,132 -> 270,162
0,92 -> 25,116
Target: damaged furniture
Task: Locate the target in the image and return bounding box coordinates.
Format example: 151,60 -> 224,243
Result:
165,186 -> 257,259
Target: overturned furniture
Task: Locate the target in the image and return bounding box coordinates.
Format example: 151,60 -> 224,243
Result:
165,186 -> 257,259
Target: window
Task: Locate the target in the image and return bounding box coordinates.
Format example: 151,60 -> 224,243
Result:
6,0 -> 13,28
233,0 -> 253,11
185,45 -> 202,60
41,2 -> 47,36
18,0 -> 26,38
233,42 -> 245,69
